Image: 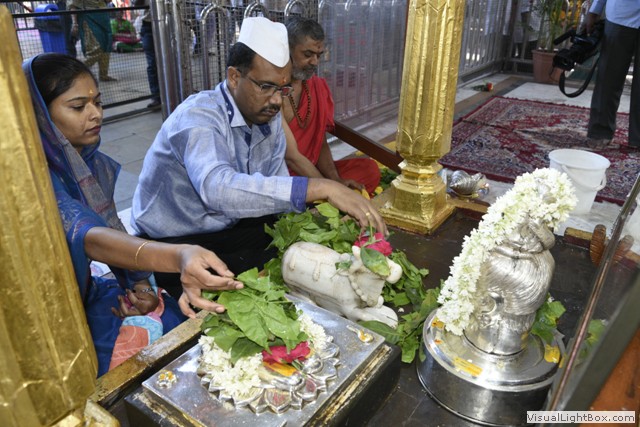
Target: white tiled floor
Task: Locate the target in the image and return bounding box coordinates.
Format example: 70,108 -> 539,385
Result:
503,80 -> 631,113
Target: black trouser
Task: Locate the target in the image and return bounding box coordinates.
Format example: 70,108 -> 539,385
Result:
147,216 -> 278,299
588,20 -> 640,147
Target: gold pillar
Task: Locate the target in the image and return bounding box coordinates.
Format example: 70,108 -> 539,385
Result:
381,0 -> 465,234
0,7 -> 113,426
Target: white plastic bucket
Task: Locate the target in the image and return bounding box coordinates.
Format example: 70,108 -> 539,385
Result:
549,149 -> 610,214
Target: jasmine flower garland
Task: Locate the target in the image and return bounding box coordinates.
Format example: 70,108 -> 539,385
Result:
437,168 -> 577,335
299,313 -> 328,351
199,335 -> 263,398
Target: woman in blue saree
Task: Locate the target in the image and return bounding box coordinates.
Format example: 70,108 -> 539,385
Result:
23,53 -> 242,376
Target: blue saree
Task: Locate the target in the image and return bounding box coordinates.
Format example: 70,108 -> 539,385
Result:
23,56 -> 185,376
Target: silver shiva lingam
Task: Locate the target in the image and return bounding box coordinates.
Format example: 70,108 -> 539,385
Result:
418,220 -> 564,426
417,168 -> 578,426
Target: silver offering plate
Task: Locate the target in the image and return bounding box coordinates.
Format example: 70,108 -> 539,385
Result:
141,300 -> 386,426
199,337 -> 341,414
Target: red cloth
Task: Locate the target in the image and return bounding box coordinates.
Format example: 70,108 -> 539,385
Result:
288,76 -> 380,194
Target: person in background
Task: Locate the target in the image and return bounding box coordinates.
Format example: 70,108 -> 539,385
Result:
134,0 -> 161,109
512,0 -> 540,60
186,0 -> 204,55
194,0 -> 216,56
68,0 -> 117,82
586,0 -> 639,149
282,17 -> 381,196
56,0 -> 78,57
110,10 -> 143,53
131,17 -> 387,298
23,53 -> 242,376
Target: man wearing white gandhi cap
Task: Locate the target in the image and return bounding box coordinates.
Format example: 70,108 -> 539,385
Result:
131,17 -> 388,300
237,16 -> 289,68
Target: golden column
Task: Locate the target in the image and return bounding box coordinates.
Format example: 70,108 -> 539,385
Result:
381,0 -> 465,234
0,7 -> 115,426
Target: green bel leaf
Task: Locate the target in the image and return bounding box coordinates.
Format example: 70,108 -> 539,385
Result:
392,292 -> 411,306
237,268 -> 271,293
262,303 -> 302,345
335,260 -> 353,271
360,247 -> 390,276
358,320 -> 400,344
530,322 -> 555,345
299,229 -> 338,244
218,292 -> 271,348
316,202 -> 340,218
400,332 -> 421,364
230,337 -> 264,364
205,323 -> 245,352
419,288 -> 440,316
201,313 -> 220,332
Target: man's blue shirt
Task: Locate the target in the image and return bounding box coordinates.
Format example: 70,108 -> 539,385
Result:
590,0 -> 640,29
131,82 -> 308,238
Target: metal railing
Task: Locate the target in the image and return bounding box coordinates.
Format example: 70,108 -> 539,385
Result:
7,1 -> 156,120
317,0 -> 406,126
10,0 -> 597,127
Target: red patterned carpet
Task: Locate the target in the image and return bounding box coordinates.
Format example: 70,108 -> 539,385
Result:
439,96 -> 638,205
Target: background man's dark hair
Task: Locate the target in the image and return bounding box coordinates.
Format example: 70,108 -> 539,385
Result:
227,42 -> 256,75
285,16 -> 324,47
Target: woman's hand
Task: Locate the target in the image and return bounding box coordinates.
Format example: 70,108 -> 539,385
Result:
82,228 -> 244,318
176,245 -> 243,318
111,280 -> 159,318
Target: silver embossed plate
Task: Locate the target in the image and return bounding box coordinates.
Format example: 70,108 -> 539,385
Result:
141,300 -> 385,427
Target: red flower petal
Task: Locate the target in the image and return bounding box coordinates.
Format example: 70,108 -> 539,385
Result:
262,341 -> 310,364
354,232 -> 393,256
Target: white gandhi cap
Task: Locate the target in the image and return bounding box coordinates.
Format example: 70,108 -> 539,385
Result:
237,17 -> 289,68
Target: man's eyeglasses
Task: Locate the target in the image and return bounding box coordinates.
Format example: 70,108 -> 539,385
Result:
244,75 -> 293,97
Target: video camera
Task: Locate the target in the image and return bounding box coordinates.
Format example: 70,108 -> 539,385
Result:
552,20 -> 604,71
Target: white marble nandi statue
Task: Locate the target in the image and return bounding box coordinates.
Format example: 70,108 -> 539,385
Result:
282,242 -> 402,328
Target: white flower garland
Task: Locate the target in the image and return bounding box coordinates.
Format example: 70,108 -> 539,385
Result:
437,168 -> 577,335
199,335 -> 263,398
299,313 -> 328,350
199,313 -> 328,400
